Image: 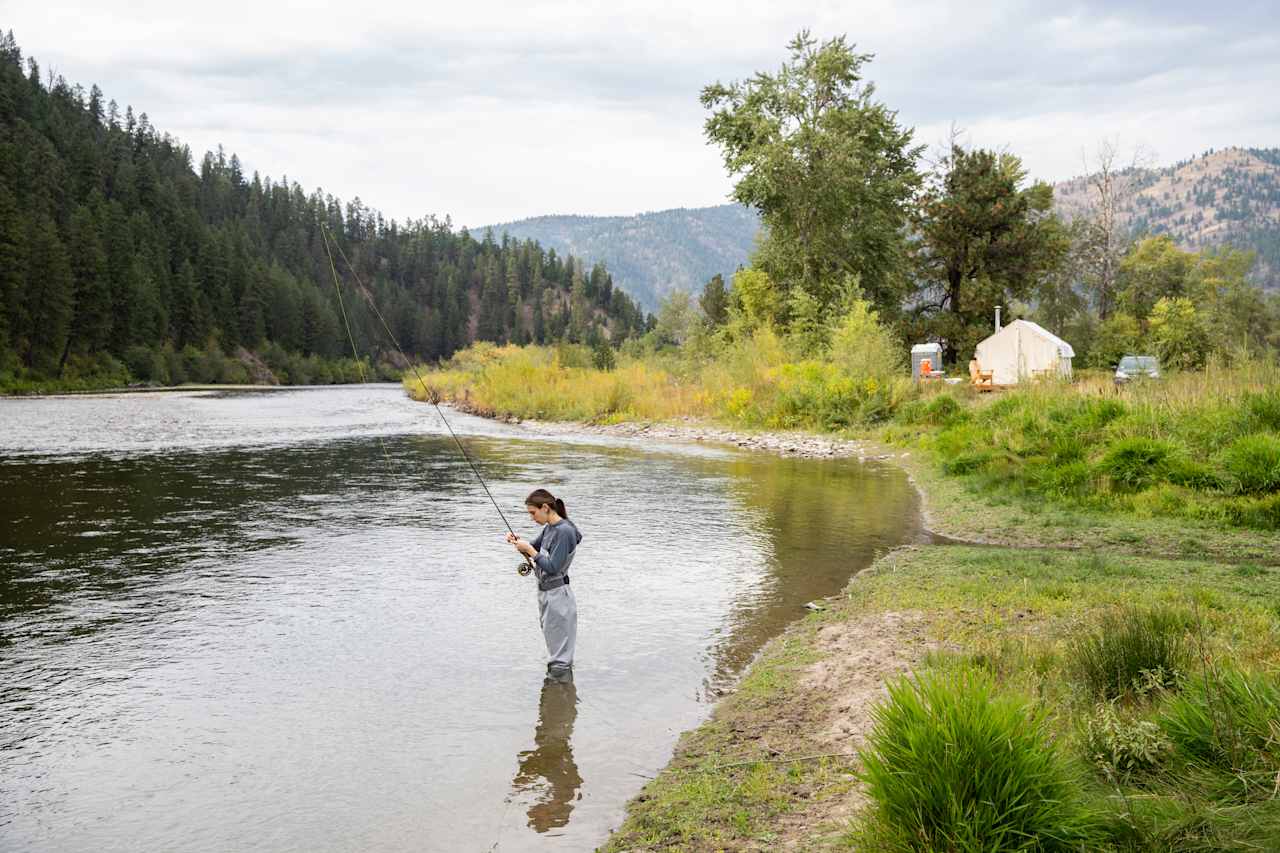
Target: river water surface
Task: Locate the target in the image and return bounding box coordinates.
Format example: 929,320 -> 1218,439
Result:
0,385 -> 927,852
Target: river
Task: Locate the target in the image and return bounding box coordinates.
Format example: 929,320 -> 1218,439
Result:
0,384 -> 928,852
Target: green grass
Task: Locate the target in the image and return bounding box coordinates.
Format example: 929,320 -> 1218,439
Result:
605,544 -> 1280,850
847,547 -> 1280,852
1068,606 -> 1190,701
858,669 -> 1102,851
880,362 -> 1280,531
1160,668 -> 1280,798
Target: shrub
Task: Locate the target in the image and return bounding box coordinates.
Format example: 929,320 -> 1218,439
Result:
1096,438 -> 1178,492
1082,702 -> 1172,780
1069,606 -> 1189,700
1221,433 -> 1280,494
859,669 -> 1100,851
828,299 -> 904,384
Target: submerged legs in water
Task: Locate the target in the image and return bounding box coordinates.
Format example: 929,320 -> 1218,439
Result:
537,585 -> 577,679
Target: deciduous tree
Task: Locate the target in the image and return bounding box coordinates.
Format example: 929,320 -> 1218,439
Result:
702,31 -> 921,318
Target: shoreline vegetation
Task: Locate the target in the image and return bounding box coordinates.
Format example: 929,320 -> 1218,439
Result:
0,345 -> 402,396
403,343 -> 1280,851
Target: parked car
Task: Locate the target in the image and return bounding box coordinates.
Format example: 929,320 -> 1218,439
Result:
1115,355 -> 1160,385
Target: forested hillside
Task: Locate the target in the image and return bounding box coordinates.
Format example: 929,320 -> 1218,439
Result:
0,31 -> 647,391
1054,147 -> 1280,291
482,204 -> 760,311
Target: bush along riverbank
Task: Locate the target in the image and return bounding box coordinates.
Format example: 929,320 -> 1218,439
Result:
404,341 -> 1280,850
1,342 -> 400,395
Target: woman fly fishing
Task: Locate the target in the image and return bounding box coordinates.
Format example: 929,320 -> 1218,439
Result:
507,489 -> 582,683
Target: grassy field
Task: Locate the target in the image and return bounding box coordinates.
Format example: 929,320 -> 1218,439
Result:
602,545 -> 1280,851
885,363 -> 1280,532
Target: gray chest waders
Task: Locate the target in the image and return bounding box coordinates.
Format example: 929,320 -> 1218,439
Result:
536,570 -> 576,677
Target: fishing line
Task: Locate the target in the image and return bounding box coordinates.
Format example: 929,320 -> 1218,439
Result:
318,222 -> 533,570
320,223 -> 397,474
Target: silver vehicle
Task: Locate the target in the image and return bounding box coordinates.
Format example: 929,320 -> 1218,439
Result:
1115,355 -> 1160,385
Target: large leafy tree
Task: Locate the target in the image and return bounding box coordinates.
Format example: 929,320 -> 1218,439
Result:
909,144 -> 1068,362
1115,235 -> 1195,321
701,31 -> 921,319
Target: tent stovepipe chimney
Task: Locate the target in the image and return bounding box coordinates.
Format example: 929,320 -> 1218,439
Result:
995,305 -> 1002,333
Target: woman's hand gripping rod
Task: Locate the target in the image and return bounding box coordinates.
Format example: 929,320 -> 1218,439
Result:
507,533 -> 536,576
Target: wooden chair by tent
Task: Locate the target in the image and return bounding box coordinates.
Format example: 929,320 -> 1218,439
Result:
969,359 -> 994,392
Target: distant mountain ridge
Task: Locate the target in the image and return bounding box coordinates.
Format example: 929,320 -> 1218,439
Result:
1053,146 -> 1280,290
481,204 -> 761,312
485,148 -> 1280,311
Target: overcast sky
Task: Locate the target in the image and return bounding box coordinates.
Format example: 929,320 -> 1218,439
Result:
4,1 -> 1277,227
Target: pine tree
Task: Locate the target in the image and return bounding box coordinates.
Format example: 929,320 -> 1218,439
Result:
0,180 -> 27,356
171,259 -> 206,347
22,214 -> 75,370
61,203 -> 111,371
238,275 -> 267,347
699,273 -> 729,326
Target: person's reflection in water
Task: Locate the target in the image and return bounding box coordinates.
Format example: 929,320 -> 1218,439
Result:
510,674 -> 583,832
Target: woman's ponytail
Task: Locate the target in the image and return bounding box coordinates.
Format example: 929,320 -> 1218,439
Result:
526,488 -> 567,519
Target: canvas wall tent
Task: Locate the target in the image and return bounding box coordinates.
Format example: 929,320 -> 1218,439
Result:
973,320 -> 1074,385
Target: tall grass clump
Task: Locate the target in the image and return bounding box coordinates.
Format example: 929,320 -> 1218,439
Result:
1220,433 -> 1280,493
1095,437 -> 1181,492
1159,668 -> 1280,800
1069,606 -> 1189,701
859,669 -> 1100,851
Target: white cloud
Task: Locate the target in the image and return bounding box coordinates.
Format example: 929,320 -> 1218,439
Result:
4,0 -> 1277,223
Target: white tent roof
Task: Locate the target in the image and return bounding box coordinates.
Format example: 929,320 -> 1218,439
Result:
980,319 -> 1075,358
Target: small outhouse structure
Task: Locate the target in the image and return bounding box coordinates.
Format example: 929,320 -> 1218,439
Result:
973,319 -> 1074,386
911,342 -> 943,380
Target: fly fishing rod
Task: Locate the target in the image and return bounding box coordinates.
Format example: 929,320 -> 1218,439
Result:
318,222 -> 535,575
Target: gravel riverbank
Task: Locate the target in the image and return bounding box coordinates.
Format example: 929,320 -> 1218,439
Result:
507,415 -> 912,464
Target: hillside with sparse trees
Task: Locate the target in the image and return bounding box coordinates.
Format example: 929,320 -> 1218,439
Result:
1053,146 -> 1280,291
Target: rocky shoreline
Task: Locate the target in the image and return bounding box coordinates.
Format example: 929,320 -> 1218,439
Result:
504,414 -> 910,463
